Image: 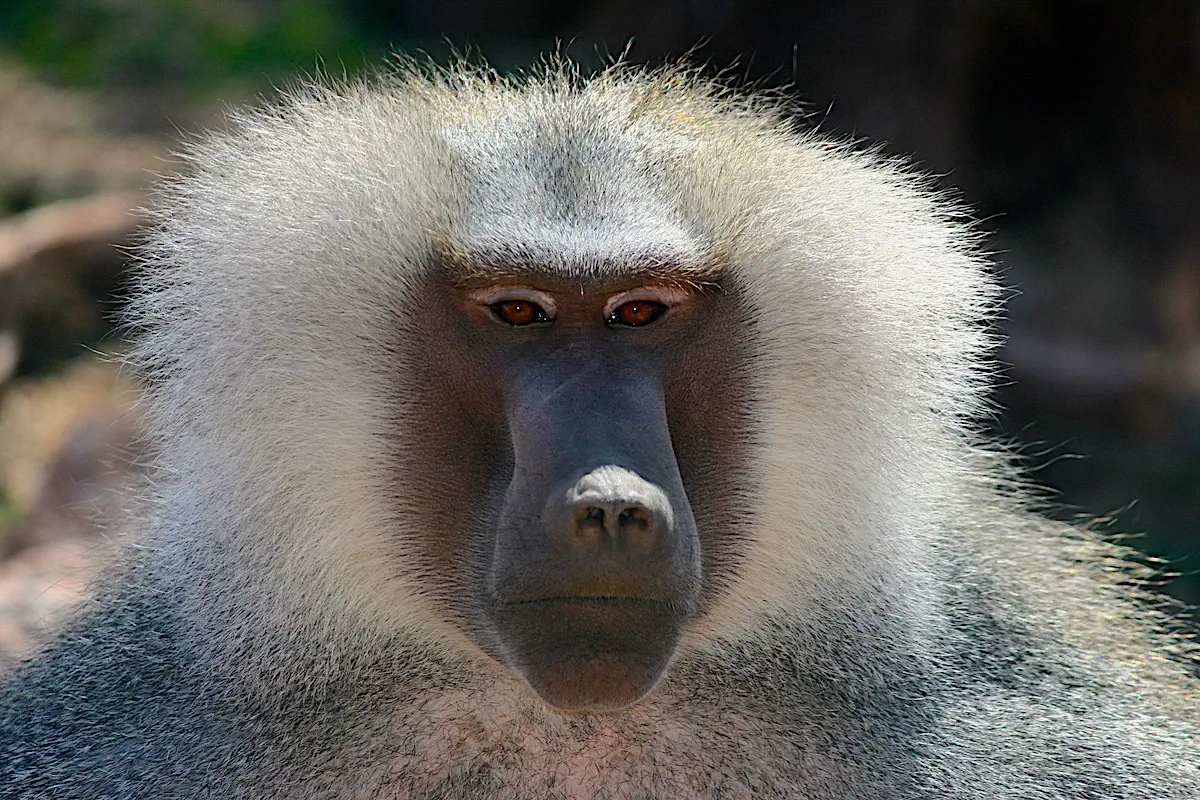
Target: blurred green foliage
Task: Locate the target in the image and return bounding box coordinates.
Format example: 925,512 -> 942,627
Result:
0,0 -> 372,90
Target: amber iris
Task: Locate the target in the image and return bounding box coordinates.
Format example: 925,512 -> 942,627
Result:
610,300 -> 667,327
492,300 -> 550,326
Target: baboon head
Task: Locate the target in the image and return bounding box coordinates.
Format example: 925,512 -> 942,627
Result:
135,66 -> 993,717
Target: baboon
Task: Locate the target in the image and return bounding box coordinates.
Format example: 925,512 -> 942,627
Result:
1,61 -> 1197,799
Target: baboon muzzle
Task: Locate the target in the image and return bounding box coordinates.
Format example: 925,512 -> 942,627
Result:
487,358 -> 702,712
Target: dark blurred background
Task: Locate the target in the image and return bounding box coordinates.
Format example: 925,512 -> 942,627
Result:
1,0 -> 1198,654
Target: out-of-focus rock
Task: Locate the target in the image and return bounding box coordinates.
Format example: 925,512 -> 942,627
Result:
0,358 -> 141,517
0,357 -> 142,665
1,407 -> 142,558
0,537 -> 112,669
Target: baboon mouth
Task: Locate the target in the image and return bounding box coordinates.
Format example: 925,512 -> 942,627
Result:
505,595 -> 659,606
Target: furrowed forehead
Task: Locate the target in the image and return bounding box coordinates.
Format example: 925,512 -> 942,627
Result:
436,241 -> 726,289
438,88 -> 721,287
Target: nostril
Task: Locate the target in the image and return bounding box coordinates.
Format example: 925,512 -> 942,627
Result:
618,506 -> 656,553
618,507 -> 648,529
571,506 -> 607,550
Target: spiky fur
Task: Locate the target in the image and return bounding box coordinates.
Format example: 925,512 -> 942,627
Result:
1,61 -> 1197,799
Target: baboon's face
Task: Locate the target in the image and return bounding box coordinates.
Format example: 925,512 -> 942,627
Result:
395,257 -> 753,712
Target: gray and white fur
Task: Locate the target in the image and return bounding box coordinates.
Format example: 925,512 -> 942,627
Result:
1,61 -> 1197,799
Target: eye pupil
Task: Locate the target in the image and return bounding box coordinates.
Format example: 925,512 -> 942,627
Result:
612,300 -> 666,327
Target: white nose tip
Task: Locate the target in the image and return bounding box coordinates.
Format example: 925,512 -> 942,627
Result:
564,465 -> 675,531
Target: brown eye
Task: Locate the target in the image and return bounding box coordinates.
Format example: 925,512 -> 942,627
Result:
609,300 -> 667,327
492,300 -> 551,326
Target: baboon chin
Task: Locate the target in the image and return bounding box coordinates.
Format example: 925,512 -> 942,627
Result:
494,598 -> 686,711
1,60 -> 1197,799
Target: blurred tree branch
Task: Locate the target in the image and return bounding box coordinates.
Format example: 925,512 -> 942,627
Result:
0,192 -> 144,384
0,192 -> 144,276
